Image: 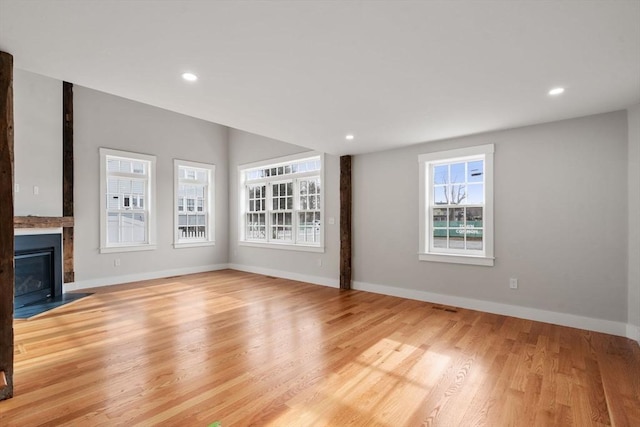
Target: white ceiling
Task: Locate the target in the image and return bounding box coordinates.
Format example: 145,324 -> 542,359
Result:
1,1 -> 639,155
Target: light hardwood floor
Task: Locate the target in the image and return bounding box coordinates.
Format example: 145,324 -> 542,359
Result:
0,270 -> 638,426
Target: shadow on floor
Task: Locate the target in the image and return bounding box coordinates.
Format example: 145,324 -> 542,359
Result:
14,293 -> 92,319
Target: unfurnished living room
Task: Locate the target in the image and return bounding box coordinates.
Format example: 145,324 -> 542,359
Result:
0,1 -> 639,426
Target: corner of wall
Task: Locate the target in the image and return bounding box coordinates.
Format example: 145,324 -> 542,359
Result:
627,104 -> 640,344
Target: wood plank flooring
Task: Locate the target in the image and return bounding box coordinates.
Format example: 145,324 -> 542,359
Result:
0,269 -> 638,426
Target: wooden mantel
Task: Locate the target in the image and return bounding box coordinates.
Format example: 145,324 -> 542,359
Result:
14,216 -> 74,229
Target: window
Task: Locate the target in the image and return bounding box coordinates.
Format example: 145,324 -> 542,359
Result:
418,144 -> 494,266
174,160 -> 215,248
239,152 -> 324,252
99,148 -> 156,253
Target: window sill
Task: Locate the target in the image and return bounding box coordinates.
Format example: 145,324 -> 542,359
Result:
173,241 -> 215,249
239,241 -> 325,253
419,252 -> 494,266
100,244 -> 157,254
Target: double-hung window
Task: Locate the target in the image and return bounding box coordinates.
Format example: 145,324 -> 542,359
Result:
99,148 -> 156,253
419,144 -> 494,266
174,160 -> 215,248
239,152 -> 324,252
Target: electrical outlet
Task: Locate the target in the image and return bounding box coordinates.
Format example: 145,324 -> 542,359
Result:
114,258 -> 121,267
317,258 -> 322,267
33,185 -> 39,195
509,278 -> 518,289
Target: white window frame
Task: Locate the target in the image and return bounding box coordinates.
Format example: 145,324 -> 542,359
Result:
173,159 -> 216,248
238,151 -> 325,253
99,148 -> 157,253
418,144 -> 494,266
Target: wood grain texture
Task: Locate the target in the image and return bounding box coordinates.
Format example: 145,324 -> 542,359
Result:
0,50 -> 15,401
62,81 -> 74,283
62,81 -> 73,217
340,155 -> 352,290
13,216 -> 74,228
0,269 -> 638,426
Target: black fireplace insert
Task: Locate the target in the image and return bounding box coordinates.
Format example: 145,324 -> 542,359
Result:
14,234 -> 62,309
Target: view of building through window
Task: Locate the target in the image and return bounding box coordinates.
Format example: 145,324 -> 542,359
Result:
105,158 -> 149,245
100,148 -> 156,252
174,160 -> 215,247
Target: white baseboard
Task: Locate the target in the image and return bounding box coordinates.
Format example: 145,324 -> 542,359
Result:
228,263 -> 339,288
352,280 -> 630,339
627,324 -> 640,344
62,263 -> 637,342
64,264 -> 230,292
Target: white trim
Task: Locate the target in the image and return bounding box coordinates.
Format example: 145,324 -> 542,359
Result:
173,159 -> 216,247
240,150 -> 322,172
99,148 -> 157,253
627,324 -> 640,343
418,252 -> 494,266
228,263 -> 339,288
238,240 -> 325,253
99,244 -> 157,254
418,143 -> 495,163
173,241 -> 216,249
64,264 -> 229,292
63,265 -> 637,341
418,144 -> 494,266
352,280 -> 629,338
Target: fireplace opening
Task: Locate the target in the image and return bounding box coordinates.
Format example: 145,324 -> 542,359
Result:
14,234 -> 62,309
15,248 -> 54,308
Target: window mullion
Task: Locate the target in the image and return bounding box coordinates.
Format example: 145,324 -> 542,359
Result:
266,181 -> 272,243
293,178 -> 299,245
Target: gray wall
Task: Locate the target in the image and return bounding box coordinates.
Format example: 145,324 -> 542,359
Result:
353,111 -> 629,323
74,86 -> 229,283
227,128 -> 340,285
628,104 -> 640,336
13,70 -> 62,216
11,69 -> 637,334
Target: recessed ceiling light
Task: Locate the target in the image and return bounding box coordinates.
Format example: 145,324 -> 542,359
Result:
548,87 -> 565,96
345,134 -> 354,141
182,72 -> 198,82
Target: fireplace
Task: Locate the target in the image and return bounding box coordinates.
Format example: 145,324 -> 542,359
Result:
14,234 -> 62,309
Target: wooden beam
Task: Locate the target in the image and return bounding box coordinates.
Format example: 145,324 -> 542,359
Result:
0,50 -> 15,401
62,82 -> 74,283
14,216 -> 74,228
340,155 -> 352,290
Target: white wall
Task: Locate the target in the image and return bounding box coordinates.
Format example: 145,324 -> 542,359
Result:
13,70 -> 62,216
73,86 -> 229,287
352,111 -> 629,332
628,104 -> 640,341
227,128 -> 340,286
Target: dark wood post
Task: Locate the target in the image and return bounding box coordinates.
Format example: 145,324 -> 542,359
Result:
0,50 -> 15,400
340,155 -> 352,290
62,82 -> 74,283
